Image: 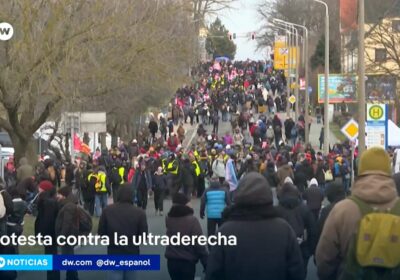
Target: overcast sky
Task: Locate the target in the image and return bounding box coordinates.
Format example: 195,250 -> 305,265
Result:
214,0 -> 267,61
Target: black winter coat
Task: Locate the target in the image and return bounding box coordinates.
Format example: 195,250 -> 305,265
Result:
206,204 -> 305,280
98,201 -> 148,255
276,195 -> 318,256
34,191 -> 58,239
55,198 -> 79,237
165,205 -> 208,267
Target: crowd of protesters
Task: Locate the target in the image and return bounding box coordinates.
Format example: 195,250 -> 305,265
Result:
0,59 -> 399,280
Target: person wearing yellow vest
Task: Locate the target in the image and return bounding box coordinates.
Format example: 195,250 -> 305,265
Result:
110,160 -> 127,203
88,166 -> 110,217
165,153 -> 181,197
190,153 -> 202,198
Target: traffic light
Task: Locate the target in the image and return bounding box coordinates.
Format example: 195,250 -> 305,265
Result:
251,33 -> 255,40
229,33 -> 233,40
233,33 -> 236,39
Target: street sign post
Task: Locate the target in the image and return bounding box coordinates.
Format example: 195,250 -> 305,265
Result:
366,104 -> 387,149
341,118 -> 359,141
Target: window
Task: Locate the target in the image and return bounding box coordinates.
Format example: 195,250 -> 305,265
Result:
392,20 -> 400,32
375,48 -> 387,62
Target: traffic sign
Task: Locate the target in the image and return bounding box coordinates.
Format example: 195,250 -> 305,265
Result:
341,118 -> 359,141
288,95 -> 296,104
367,104 -> 385,122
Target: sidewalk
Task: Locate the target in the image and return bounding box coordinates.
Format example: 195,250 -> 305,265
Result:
309,117 -> 338,151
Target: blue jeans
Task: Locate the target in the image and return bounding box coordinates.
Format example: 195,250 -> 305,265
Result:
108,270 -> 137,280
95,193 -> 108,217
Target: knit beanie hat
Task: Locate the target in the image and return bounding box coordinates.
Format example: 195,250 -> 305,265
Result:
234,172 -> 273,206
38,180 -> 54,192
358,147 -> 391,176
172,193 -> 189,205
325,181 -> 346,203
309,178 -> 318,187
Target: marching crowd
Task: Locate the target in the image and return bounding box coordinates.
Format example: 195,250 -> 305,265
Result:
0,60 -> 399,280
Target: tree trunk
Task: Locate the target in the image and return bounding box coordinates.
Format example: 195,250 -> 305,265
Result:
9,132 -> 37,166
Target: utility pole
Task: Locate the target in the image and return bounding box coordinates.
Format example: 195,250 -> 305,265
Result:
294,26 -> 300,121
358,0 -> 366,155
313,0 -> 330,154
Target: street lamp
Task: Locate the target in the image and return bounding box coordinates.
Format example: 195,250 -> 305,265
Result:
313,0 -> 330,154
358,0 -> 366,154
274,19 -> 310,143
272,21 -> 300,120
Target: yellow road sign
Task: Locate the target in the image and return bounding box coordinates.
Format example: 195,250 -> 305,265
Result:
288,95 -> 296,104
341,118 -> 359,141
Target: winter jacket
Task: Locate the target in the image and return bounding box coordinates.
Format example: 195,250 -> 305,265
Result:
153,174 -> 167,190
276,184 -> 318,256
212,158 -> 225,178
133,170 -> 153,190
303,185 -> 324,211
263,167 -> 279,188
200,183 -> 230,219
148,120 -> 158,134
16,157 -> 33,184
206,174 -> 305,280
165,205 -> 208,267
393,173 -> 400,195
55,197 -> 79,237
0,189 -> 13,236
277,164 -> 294,187
34,191 -> 59,239
316,173 -> 400,280
7,197 -> 27,236
98,186 -> 148,255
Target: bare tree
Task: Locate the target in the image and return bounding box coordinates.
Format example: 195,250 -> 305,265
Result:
0,0 -> 197,162
365,18 -> 400,112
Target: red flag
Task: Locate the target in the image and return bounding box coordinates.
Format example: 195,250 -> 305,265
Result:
340,0 -> 358,34
80,143 -> 91,155
73,133 -> 82,151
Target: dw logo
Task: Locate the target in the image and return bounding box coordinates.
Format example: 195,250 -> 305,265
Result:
0,22 -> 14,41
0,257 -> 6,268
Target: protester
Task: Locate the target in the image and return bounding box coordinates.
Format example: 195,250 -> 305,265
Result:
55,186 -> 79,280
98,185 -> 148,280
317,181 -> 346,239
153,166 -> 167,216
165,193 -> 208,280
34,180 -> 60,280
200,180 -> 230,236
316,147 -> 400,280
16,157 -> 33,184
206,173 -> 305,280
276,182 -> 318,274
302,178 -> 324,221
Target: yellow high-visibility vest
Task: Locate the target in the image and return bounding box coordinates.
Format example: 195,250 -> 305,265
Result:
167,160 -> 178,175
118,167 -> 125,184
88,172 -> 107,193
192,161 -> 201,177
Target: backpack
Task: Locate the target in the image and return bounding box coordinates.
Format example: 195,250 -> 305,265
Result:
76,206 -> 92,236
344,196 -> 400,280
0,191 -> 6,219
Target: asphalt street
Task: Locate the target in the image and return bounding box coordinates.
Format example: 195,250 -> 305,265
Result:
17,116 -> 322,280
